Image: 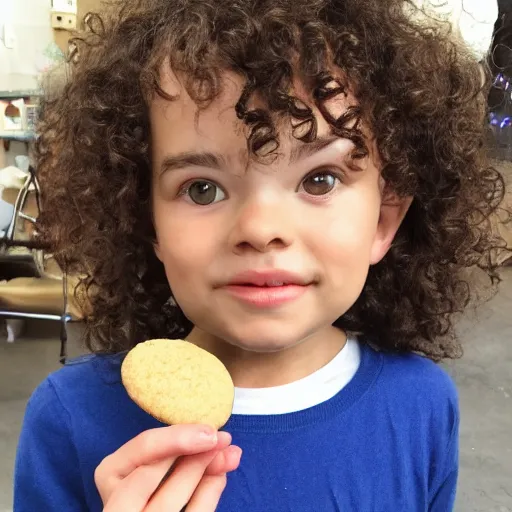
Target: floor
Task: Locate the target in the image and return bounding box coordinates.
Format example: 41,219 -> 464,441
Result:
0,269 -> 511,512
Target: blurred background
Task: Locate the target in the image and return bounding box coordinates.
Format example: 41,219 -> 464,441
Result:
0,1 -> 511,511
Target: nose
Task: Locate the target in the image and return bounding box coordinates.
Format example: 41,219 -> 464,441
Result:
229,196 -> 293,254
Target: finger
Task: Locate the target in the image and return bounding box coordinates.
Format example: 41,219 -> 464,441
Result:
145,450 -> 220,512
185,474 -> 228,512
205,446 -> 242,476
150,433 -> 233,499
102,456 -> 174,512
103,441 -> 238,512
104,441 -> 236,512
95,426 -> 223,502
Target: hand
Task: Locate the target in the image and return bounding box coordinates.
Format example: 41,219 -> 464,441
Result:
95,424 -> 242,511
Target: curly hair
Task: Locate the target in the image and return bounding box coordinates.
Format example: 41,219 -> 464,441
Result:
35,0 -> 510,360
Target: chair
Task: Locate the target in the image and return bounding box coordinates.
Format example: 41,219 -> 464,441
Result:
0,165 -> 84,362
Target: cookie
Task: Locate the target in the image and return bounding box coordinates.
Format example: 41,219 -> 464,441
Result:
121,338 -> 234,429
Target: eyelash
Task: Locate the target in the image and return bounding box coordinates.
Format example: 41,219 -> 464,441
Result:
299,168 -> 345,192
176,168 -> 346,201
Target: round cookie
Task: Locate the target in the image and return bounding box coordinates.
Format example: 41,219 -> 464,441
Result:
122,339 -> 234,429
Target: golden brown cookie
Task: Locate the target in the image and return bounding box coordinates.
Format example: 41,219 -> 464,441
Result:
121,339 -> 234,429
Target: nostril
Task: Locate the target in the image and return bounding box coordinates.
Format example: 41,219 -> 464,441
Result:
235,237 -> 288,252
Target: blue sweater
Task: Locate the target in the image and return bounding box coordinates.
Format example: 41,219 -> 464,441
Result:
14,343 -> 458,511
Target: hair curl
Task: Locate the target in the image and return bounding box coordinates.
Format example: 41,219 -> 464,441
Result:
35,0 -> 510,360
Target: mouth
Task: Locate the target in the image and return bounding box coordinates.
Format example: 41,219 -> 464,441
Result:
237,281 -> 298,287
227,270 -> 313,288
221,270 -> 313,308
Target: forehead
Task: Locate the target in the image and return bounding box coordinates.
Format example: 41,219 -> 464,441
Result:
149,64 -> 360,160
150,68 -> 247,159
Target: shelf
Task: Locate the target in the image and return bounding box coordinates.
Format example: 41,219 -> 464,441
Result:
0,90 -> 42,99
0,131 -> 35,142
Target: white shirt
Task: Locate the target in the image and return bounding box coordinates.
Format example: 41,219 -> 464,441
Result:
232,337 -> 361,415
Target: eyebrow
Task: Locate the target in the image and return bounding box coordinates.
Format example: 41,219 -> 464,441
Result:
159,134 -> 346,175
160,151 -> 224,175
289,134 -> 340,164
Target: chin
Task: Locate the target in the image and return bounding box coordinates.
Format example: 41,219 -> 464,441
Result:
219,324 -> 314,354
230,339 -> 293,353
189,310 -> 329,354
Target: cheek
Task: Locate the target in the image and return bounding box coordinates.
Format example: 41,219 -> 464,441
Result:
153,208 -> 217,288
316,191 -> 380,263
309,189 -> 380,300
315,225 -> 374,289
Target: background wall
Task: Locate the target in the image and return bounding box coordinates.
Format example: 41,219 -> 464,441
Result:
0,0 -> 104,168
53,0 -> 105,53
0,0 -> 104,92
413,0 -> 498,60
0,0 -> 54,92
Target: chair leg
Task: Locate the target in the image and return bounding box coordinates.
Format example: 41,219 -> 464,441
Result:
59,317 -> 68,364
6,318 -> 25,343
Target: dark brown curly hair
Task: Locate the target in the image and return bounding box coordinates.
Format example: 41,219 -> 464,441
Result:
35,0 -> 510,361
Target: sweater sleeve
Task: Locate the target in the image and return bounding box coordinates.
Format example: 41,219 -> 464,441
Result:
428,403 -> 460,512
14,377 -> 89,512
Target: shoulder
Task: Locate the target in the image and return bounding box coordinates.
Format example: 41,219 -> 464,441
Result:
28,352 -> 127,421
375,346 -> 458,401
16,353 -> 144,512
365,344 -> 459,429
360,344 -> 459,469
48,352 -> 125,390
22,350 -> 155,452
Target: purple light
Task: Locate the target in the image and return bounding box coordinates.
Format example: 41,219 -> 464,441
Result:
500,117 -> 511,129
493,73 -> 512,91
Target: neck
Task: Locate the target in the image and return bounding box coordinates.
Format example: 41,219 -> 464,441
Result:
186,326 -> 347,388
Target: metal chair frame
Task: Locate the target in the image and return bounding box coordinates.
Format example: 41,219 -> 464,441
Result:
0,166 -> 71,363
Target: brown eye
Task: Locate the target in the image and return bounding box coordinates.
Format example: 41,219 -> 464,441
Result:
302,172 -> 338,196
186,180 -> 225,205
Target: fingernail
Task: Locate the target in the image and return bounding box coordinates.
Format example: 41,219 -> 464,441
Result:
198,428 -> 217,443
217,431 -> 232,444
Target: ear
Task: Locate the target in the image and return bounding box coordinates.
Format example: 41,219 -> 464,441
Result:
153,239 -> 163,262
369,192 -> 413,265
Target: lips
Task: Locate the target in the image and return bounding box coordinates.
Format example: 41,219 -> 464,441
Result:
239,280 -> 292,287
221,270 -> 312,308
227,270 -> 311,287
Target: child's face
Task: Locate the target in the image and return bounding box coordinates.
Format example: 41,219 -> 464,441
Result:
151,69 -> 408,352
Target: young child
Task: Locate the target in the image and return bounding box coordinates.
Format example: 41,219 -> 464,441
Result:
14,0 -> 509,510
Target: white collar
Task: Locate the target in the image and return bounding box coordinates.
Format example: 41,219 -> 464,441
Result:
232,337 -> 361,415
